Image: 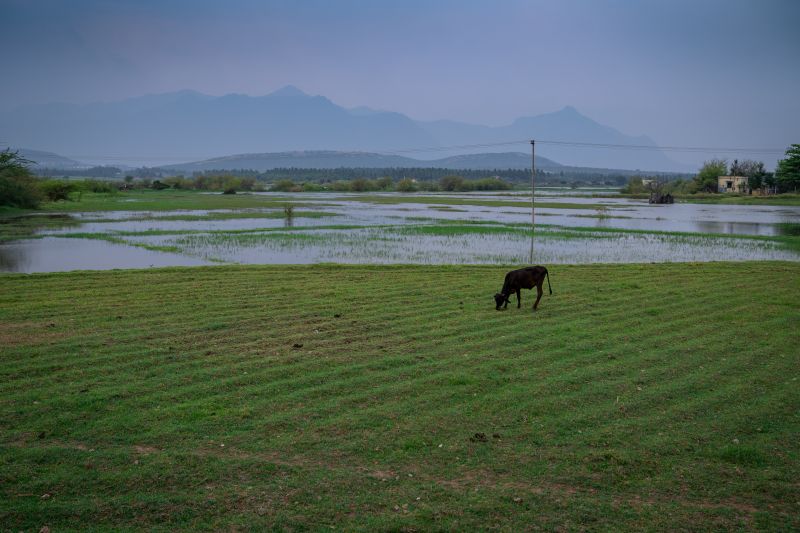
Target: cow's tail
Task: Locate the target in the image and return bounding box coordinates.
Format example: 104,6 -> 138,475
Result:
545,268 -> 552,295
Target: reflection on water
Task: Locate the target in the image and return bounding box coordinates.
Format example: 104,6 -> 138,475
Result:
0,238 -> 211,273
2,191 -> 799,272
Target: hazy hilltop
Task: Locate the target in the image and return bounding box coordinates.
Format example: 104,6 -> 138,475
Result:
1,86 -> 682,171
162,150 -> 561,173
13,148 -> 84,169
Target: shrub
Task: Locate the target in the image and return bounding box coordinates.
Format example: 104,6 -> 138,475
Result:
350,178 -> 370,192
0,150 -> 42,208
81,179 -> 117,194
271,179 -> 296,192
302,182 -> 326,192
376,177 -> 393,190
439,175 -> 464,191
621,176 -> 645,194
691,159 -> 727,193
330,181 -> 352,192
471,177 -> 511,191
40,179 -> 78,202
163,176 -> 192,189
396,178 -> 417,192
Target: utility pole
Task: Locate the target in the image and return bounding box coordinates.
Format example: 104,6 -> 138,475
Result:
529,139 -> 535,264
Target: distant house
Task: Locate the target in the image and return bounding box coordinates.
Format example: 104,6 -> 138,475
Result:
717,175 -> 749,194
641,179 -> 655,187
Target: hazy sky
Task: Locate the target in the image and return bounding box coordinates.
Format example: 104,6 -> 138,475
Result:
2,0 -> 799,165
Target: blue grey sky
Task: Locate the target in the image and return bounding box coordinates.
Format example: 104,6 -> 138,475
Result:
2,0 -> 799,165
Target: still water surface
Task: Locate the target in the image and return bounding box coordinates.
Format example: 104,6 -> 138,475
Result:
2,191 -> 799,272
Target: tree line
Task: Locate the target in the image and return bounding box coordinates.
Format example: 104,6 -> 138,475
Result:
621,144 -> 800,195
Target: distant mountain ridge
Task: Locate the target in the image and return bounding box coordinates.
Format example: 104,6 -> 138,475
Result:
0,86 -> 683,171
162,150 -> 562,172
13,148 -> 85,169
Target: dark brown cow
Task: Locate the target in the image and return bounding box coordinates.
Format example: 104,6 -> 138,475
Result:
494,266 -> 552,311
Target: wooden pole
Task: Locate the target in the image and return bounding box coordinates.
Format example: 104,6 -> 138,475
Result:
529,139 -> 535,264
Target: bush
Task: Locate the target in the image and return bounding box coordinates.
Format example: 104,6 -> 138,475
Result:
439,175 -> 464,191
471,177 -> 511,191
81,179 -> 117,194
691,159 -> 727,193
396,178 -> 417,192
270,179 -> 297,192
621,176 -> 645,194
330,181 -> 352,192
163,176 -> 192,190
350,178 -> 370,192
0,150 -> 42,208
0,175 -> 42,208
418,180 -> 441,192
302,182 -> 326,192
40,179 -> 78,202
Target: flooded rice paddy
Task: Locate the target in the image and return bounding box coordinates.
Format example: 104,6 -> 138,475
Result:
2,191 -> 799,272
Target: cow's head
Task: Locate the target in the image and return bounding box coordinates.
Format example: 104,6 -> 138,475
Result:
494,293 -> 508,310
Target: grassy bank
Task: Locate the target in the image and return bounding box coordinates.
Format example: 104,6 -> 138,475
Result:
5,190 -> 616,214
34,190 -> 323,212
1,263 -> 798,530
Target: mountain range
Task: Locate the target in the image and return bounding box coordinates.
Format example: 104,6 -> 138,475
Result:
0,86 -> 683,171
16,148 -> 84,169
162,151 -> 561,173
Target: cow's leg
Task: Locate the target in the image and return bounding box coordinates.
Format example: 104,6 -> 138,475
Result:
516,288 -> 521,308
533,283 -> 543,310
503,294 -> 509,309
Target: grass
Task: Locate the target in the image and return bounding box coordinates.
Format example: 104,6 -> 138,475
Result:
679,193 -> 800,206
332,194 -> 622,210
35,190 -> 326,212
1,262 -> 798,530
0,214 -> 80,243
118,210 -> 337,222
595,193 -> 800,206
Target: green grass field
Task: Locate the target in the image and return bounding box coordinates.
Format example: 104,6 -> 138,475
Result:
34,190 -> 323,212
1,263 -> 798,530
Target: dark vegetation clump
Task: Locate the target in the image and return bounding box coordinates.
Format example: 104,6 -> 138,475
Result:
267,174 -> 513,193
777,222 -> 800,236
0,149 -> 42,208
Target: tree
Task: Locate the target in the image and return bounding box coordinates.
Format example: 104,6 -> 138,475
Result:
775,144 -> 800,193
691,159 -> 727,193
396,178 -> 417,192
270,179 -> 296,192
376,176 -> 393,190
349,178 -> 369,192
40,179 -> 78,201
439,175 -> 464,192
739,160 -> 767,192
0,150 -> 42,208
620,176 -> 644,194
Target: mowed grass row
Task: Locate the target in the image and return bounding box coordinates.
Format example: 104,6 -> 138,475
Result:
1,263 -> 798,531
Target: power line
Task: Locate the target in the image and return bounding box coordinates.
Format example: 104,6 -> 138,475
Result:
535,140 -> 784,155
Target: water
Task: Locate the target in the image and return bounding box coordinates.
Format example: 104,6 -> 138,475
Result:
122,227 -> 798,265
0,237 -> 211,273
2,191 -> 799,272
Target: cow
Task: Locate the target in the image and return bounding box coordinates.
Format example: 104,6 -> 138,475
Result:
494,266 -> 552,311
